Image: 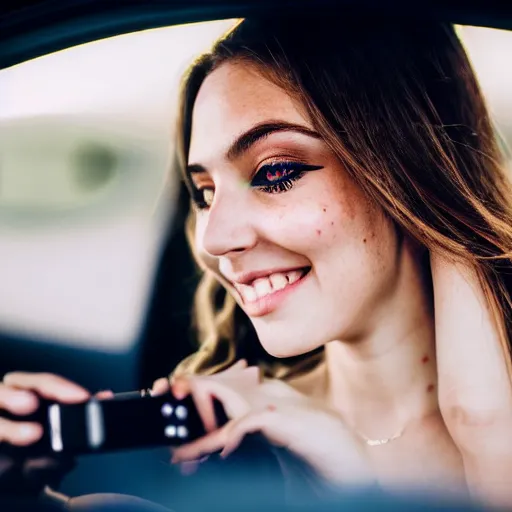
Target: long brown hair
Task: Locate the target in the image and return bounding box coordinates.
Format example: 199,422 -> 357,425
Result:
173,15 -> 512,379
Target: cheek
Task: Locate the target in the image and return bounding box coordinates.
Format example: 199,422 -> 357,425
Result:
266,205 -> 333,248
358,205 -> 397,265
273,171 -> 366,250
282,197 -> 349,245
335,209 -> 398,290
305,196 -> 396,273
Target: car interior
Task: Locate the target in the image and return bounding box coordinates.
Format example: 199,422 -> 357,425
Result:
1,1 -> 512,510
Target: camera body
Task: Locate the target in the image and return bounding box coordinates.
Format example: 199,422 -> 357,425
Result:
0,390 -> 220,459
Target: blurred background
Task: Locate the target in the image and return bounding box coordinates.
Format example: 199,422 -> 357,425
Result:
0,19 -> 238,392
0,18 -> 511,507
0,21 -> 239,505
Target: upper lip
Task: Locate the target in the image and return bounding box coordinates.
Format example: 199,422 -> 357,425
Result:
228,266 -> 310,286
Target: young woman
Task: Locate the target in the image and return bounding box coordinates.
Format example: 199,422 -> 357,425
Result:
165,14 -> 512,506
2,14 -> 512,509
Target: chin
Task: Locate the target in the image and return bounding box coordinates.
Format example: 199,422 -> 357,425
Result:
261,346 -> 298,359
256,329 -> 324,359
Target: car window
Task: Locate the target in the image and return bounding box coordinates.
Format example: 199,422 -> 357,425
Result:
458,25 -> 512,163
0,20 -> 236,352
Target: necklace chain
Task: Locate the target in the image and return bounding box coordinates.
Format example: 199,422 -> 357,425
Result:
355,427 -> 406,447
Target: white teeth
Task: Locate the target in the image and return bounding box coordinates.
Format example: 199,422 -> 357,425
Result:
253,278 -> 272,299
285,270 -> 303,285
269,273 -> 288,291
240,284 -> 257,302
236,268 -> 308,304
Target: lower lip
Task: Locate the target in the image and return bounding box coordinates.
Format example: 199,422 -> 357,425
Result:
239,270 -> 310,318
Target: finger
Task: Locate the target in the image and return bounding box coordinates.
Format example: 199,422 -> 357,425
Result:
172,376 -> 217,432
179,454 -> 209,475
0,384 -> 39,416
192,386 -> 217,432
151,377 -> 170,396
0,417 -> 43,446
179,460 -> 199,476
180,456 -> 212,476
3,373 -> 90,403
243,365 -> 262,384
94,390 -> 114,400
216,364 -> 261,387
173,373 -> 253,431
171,426 -> 228,463
220,409 -> 275,458
169,375 -> 192,400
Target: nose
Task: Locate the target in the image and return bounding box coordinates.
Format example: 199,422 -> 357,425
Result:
200,187 -> 258,258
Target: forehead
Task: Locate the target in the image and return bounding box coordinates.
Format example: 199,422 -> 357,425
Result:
188,62 -> 310,164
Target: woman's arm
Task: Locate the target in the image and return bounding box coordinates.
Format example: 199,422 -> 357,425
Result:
431,253 -> 512,506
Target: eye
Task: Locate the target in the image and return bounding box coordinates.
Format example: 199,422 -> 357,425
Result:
192,187 -> 214,209
202,188 -> 215,206
251,161 -> 323,194
189,161 -> 323,210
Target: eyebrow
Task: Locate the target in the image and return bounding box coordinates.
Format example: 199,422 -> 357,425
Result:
186,121 -> 321,175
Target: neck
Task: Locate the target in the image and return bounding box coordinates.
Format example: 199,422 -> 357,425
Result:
325,251 -> 438,439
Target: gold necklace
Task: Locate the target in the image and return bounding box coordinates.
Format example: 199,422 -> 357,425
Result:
355,426 -> 406,447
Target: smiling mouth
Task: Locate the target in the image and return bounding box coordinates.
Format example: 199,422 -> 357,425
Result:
234,267 -> 311,304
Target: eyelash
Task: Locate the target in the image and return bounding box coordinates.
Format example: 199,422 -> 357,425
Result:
192,161 -> 322,209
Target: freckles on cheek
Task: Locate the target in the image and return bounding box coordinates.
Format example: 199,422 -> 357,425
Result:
323,219 -> 339,243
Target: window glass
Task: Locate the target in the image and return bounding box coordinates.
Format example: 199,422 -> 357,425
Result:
0,20 -> 237,351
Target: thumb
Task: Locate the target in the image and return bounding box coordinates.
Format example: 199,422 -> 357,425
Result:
94,390 -> 114,400
151,378 -> 170,396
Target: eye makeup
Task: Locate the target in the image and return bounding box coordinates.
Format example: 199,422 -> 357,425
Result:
251,161 -> 323,193
190,160 -> 323,209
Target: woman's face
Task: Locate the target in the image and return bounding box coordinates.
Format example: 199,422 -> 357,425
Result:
187,62 -> 403,357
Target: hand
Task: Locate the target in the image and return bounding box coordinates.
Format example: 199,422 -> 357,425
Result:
0,372 -> 91,448
0,371 -> 92,497
156,361 -> 372,487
